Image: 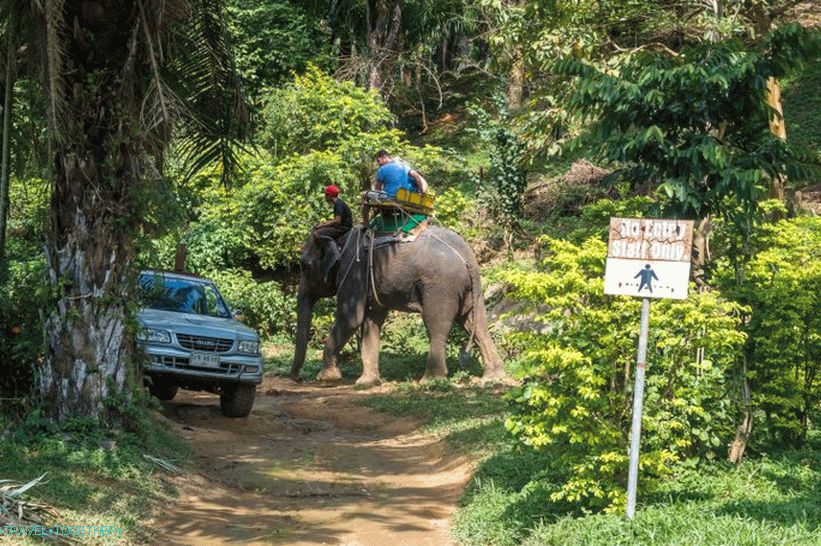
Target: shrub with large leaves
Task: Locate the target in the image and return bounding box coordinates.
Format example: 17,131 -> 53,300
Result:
504,236 -> 745,512
556,24 -> 821,228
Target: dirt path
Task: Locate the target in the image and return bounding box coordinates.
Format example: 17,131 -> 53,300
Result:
150,377 -> 473,545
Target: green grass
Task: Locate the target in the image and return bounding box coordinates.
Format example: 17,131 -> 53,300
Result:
361,382 -> 509,452
452,447 -> 821,546
0,410 -> 188,544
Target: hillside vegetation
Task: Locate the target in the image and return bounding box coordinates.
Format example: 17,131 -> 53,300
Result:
0,1 -> 819,543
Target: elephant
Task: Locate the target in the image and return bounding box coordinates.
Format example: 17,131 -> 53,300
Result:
290,224 -> 507,386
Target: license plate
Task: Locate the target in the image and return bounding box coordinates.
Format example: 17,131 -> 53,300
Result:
190,352 -> 220,368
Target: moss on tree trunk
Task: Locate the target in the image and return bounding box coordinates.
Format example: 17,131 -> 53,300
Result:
37,1 -> 149,421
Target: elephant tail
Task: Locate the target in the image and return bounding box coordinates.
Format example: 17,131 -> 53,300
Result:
458,260 -> 482,370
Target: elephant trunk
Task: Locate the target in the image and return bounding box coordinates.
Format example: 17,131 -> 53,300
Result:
290,288 -> 314,380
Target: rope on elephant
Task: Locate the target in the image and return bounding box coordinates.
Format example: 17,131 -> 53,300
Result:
426,232 -> 468,266
366,230 -> 384,307
337,227 -> 363,289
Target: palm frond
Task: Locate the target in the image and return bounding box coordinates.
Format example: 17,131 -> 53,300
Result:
143,454 -> 183,474
162,0 -> 251,185
36,0 -> 67,144
0,473 -> 49,520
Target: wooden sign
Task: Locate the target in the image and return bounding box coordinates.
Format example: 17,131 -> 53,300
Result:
604,217 -> 694,300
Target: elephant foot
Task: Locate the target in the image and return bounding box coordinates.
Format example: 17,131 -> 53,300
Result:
355,374 -> 382,388
316,367 -> 343,382
419,372 -> 447,384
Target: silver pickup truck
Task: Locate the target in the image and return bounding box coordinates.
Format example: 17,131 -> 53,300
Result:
137,270 -> 263,417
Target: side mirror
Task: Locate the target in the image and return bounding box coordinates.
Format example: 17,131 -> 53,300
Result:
231,308 -> 245,322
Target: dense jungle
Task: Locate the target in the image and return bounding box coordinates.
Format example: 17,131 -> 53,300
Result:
0,1 -> 819,544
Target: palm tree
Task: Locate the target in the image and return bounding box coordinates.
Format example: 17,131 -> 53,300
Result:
0,0 -> 248,421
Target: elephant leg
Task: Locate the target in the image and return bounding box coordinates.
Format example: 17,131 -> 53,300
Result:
319,316 -> 358,382
420,305 -> 456,382
460,300 -> 507,381
357,308 -> 388,387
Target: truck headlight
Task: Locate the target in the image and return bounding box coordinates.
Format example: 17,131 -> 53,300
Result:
137,329 -> 171,344
238,340 -> 259,355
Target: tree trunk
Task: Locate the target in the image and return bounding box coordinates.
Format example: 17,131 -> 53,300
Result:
691,216 -> 711,289
0,25 -> 15,263
367,0 -> 403,92
728,354 -> 752,463
507,56 -> 524,111
765,76 -> 787,201
748,4 -> 787,202
37,2 -> 147,422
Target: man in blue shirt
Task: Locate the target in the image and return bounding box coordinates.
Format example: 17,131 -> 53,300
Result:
374,149 -> 429,198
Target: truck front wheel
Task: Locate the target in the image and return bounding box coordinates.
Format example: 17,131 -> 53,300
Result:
219,384 -> 256,417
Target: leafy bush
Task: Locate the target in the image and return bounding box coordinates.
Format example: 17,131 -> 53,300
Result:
402,145 -> 466,191
259,64 -> 395,158
503,236 -> 745,512
380,312 -> 430,357
164,65 -> 455,292
714,216 -> 821,447
565,195 -> 657,242
0,178 -> 49,398
432,186 -> 486,242
557,26 -> 821,225
205,269 -> 296,338
232,149 -> 357,269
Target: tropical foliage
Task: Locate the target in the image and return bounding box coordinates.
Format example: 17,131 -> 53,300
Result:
714,215 -> 821,447
0,0 -> 818,537
504,235 -> 745,511
557,24 -> 820,225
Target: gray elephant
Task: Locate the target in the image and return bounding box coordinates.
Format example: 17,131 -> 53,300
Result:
290,225 -> 506,386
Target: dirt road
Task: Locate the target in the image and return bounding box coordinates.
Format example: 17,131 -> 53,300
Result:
151,377 -> 472,545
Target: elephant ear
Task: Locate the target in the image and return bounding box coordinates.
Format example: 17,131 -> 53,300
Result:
321,239 -> 341,284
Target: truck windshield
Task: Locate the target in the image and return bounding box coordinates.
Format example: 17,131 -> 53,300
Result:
138,273 -> 230,318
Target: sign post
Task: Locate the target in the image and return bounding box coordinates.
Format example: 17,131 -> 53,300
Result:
604,217 -> 693,520
626,297 -> 650,520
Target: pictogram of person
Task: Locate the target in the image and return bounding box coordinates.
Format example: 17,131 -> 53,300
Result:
634,264 -> 659,293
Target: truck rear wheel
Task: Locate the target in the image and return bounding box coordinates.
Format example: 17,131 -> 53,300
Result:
220,383 -> 256,417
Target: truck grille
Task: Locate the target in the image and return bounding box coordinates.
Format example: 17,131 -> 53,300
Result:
152,355 -> 242,375
176,334 -> 233,353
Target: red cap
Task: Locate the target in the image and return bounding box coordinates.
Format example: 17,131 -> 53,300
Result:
324,185 -> 340,197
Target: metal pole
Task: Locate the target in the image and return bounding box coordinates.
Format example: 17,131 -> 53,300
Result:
626,297 -> 651,520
